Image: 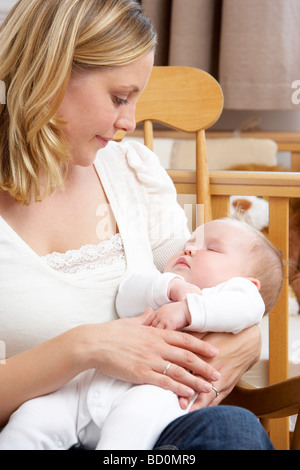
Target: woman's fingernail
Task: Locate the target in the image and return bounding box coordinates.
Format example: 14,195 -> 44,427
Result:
181,399 -> 189,409
212,371 -> 221,380
210,346 -> 219,355
203,383 -> 212,392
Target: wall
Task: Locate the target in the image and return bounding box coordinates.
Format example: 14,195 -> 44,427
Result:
0,0 -> 17,24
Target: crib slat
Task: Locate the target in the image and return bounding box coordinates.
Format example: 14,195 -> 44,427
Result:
268,197 -> 290,449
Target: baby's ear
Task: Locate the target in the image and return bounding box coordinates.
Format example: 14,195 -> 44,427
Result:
247,277 -> 261,291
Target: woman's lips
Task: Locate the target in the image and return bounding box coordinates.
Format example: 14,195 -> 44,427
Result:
96,136 -> 112,147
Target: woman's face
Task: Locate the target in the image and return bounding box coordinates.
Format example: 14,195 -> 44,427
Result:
56,52 -> 154,166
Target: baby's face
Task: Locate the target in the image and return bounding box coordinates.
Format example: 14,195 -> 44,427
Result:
165,219 -> 252,289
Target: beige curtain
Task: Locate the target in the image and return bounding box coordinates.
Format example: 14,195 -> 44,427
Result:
142,0 -> 221,77
142,0 -> 300,110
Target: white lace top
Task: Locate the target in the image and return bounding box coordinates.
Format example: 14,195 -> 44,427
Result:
41,234 -> 126,282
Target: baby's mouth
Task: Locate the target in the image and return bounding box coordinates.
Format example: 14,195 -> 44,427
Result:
174,257 -> 190,268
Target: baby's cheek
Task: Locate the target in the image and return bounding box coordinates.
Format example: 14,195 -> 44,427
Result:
164,254 -> 180,273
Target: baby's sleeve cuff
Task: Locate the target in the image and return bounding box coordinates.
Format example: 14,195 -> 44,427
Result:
152,272 -> 184,308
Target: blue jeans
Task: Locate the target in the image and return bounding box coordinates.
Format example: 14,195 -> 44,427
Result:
154,406 -> 275,450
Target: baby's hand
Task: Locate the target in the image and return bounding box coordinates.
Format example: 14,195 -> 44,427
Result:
168,277 -> 202,302
151,301 -> 191,330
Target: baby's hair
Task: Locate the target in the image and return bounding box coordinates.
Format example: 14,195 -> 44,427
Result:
223,211 -> 284,314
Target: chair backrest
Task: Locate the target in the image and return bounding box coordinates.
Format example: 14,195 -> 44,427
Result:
131,66 -> 300,449
135,66 -> 224,223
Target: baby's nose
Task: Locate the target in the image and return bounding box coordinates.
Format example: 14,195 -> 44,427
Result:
185,247 -> 198,257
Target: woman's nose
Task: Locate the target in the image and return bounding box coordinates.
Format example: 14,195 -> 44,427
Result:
115,105 -> 136,134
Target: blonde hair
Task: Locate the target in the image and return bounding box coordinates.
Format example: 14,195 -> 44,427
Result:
0,0 -> 157,204
226,214 -> 284,314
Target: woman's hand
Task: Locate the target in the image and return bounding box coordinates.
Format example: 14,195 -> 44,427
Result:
183,326 -> 261,411
81,309 -> 221,401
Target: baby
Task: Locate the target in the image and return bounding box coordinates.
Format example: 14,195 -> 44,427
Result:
117,217 -> 284,334
0,217 -> 283,451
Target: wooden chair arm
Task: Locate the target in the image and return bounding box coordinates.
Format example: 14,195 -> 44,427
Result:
223,376 -> 300,450
224,377 -> 300,418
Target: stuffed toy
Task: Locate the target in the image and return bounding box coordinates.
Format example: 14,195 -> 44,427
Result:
230,195 -> 269,232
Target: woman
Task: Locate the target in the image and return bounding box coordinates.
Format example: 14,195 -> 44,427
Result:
0,0 -> 273,449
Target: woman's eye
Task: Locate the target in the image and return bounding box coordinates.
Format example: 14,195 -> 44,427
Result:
113,96 -> 129,106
